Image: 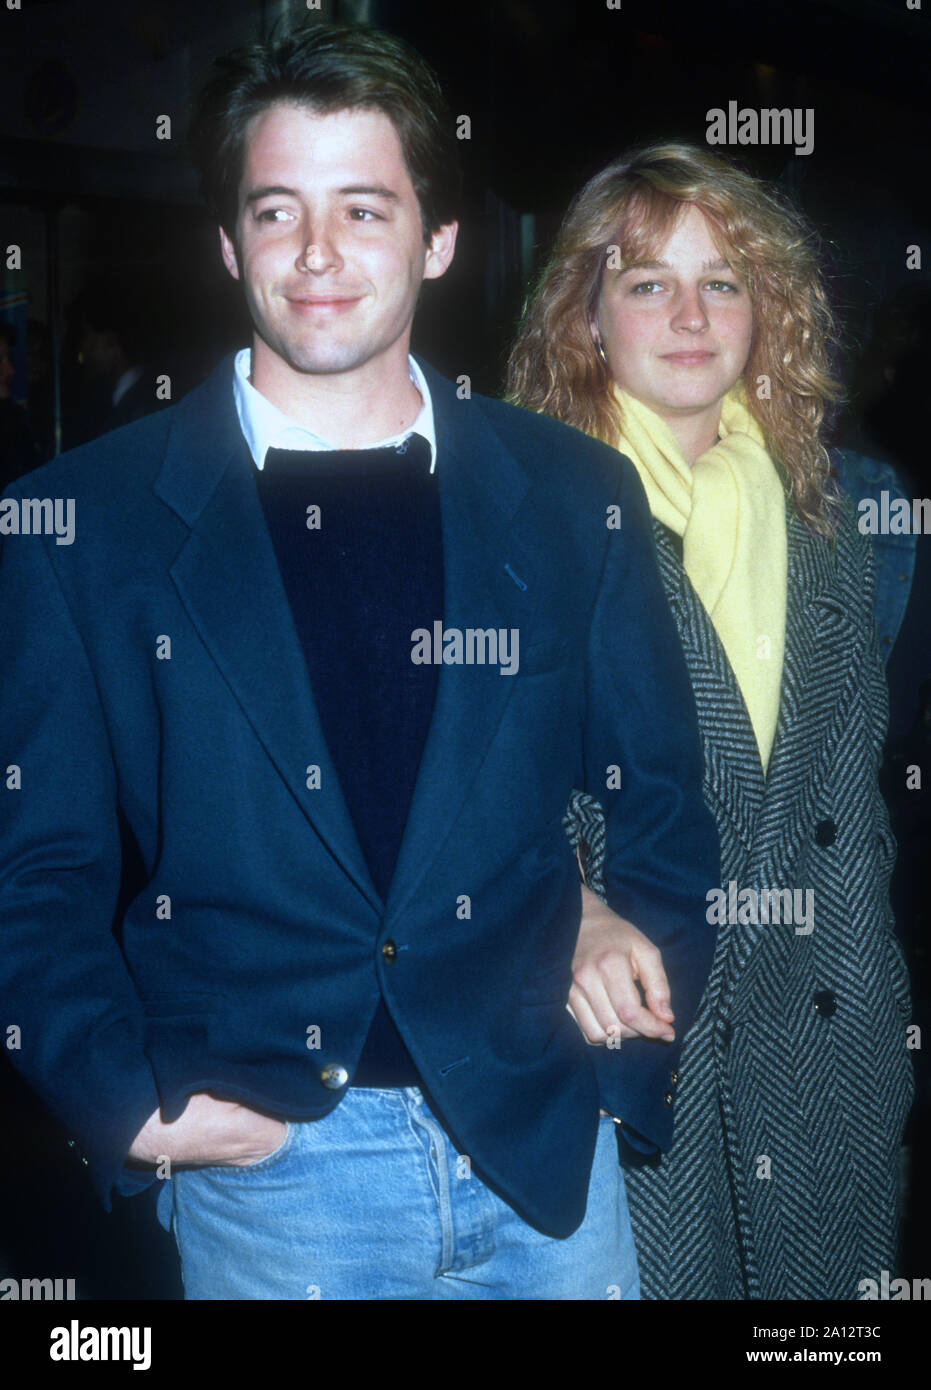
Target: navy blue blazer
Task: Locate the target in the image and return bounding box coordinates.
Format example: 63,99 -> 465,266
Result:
0,354 -> 719,1239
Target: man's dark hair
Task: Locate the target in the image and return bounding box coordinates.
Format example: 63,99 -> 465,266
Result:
188,22 -> 461,242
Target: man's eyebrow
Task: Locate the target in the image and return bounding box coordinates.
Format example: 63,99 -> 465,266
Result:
243,183 -> 401,206
244,185 -> 300,206
338,184 -> 399,200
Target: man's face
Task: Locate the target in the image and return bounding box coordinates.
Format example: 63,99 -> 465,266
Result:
219,103 -> 457,382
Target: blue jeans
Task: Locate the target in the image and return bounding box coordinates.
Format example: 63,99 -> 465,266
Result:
155,1086 -> 640,1300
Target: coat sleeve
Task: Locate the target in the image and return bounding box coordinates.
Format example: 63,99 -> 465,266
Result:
0,496 -> 161,1209
580,456 -> 721,1151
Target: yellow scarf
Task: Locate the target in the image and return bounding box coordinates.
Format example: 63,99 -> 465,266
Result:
613,383 -> 787,771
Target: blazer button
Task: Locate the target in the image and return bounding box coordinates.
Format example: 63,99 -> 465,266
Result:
669,1070 -> 678,1087
813,990 -> 837,1018
814,819 -> 837,847
67,1138 -> 89,1167
320,1063 -> 349,1090
381,940 -> 397,962
663,1090 -> 674,1106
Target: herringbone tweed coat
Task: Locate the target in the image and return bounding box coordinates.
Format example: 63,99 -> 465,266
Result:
566,491 -> 915,1300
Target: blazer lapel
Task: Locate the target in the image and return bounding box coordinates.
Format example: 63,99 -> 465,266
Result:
384,367 -> 548,923
154,357 -> 381,913
153,357 -> 567,924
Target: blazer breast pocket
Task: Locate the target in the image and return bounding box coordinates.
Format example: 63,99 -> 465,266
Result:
515,635 -> 572,678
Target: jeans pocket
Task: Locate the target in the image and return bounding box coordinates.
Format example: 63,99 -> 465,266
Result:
192,1120 -> 296,1176
155,1174 -> 174,1232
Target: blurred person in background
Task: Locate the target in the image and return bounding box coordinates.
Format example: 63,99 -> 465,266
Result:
65,276 -> 170,447
0,321 -> 38,489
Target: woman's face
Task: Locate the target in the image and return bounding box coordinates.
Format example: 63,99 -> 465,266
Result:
594,204 -> 753,436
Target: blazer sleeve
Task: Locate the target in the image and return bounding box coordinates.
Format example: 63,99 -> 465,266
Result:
0,499 -> 161,1209
580,456 -> 721,1151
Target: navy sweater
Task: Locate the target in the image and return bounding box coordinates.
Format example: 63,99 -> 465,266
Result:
254,436 -> 442,1085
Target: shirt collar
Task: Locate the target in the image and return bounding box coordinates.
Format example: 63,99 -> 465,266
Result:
232,347 -> 437,473
112,364 -> 143,407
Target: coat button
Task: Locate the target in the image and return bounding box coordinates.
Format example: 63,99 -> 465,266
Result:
663,1090 -> 674,1106
720,1020 -> 732,1045
320,1063 -> 349,1089
381,939 -> 397,962
814,819 -> 836,847
813,990 -> 837,1018
669,1070 -> 678,1087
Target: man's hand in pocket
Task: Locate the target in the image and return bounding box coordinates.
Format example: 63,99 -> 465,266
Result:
127,1092 -> 287,1168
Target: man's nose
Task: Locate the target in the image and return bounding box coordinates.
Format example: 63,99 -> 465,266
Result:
296,224 -> 342,273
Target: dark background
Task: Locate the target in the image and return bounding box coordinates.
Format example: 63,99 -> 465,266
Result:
1,0 -> 929,1299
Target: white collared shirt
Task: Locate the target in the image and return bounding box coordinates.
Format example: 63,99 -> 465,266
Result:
112,364 -> 143,407
232,348 -> 437,473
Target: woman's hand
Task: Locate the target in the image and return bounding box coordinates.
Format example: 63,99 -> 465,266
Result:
568,884 -> 676,1045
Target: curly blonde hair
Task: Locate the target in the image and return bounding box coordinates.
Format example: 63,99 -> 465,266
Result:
507,142 -> 842,535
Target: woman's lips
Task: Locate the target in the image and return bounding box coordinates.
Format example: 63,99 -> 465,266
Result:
660,351 -> 716,365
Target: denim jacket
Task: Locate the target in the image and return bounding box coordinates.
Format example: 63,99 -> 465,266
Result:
832,448 -> 916,662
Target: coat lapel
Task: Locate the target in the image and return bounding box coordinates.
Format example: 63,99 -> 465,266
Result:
154,356 -> 381,912
657,499 -> 859,980
751,503 -> 859,871
722,502 -> 861,982
652,522 -> 766,855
